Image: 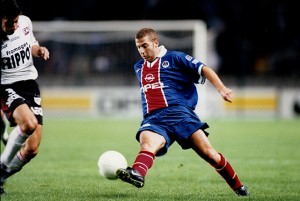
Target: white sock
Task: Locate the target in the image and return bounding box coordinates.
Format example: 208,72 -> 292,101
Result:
0,115 -> 8,139
3,130 -> 9,140
0,126 -> 28,164
7,151 -> 27,172
3,118 -> 9,140
0,151 -> 27,181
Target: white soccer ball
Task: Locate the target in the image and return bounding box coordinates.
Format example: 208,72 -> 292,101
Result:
97,150 -> 128,180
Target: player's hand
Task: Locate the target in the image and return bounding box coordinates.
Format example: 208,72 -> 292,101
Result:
37,46 -> 50,60
219,87 -> 233,103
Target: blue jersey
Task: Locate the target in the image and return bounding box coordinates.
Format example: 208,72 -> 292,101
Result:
134,46 -> 206,116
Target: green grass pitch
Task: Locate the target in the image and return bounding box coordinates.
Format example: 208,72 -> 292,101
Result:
1,117 -> 300,201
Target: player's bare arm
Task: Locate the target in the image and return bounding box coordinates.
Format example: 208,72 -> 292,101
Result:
201,66 -> 233,103
32,45 -> 50,60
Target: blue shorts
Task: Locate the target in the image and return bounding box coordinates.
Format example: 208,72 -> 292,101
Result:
136,105 -> 209,156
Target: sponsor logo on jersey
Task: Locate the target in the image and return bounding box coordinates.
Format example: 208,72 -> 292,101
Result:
142,82 -> 165,92
144,74 -> 155,82
1,42 -> 31,69
10,36 -> 20,42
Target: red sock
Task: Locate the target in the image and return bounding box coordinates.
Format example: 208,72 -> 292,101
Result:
132,151 -> 155,177
212,153 -> 242,190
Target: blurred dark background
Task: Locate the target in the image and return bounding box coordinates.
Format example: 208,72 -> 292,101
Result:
18,0 -> 300,86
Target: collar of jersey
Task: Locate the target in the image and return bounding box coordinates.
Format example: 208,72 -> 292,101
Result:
146,45 -> 167,67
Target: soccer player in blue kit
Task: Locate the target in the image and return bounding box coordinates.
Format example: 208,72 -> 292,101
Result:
117,28 -> 250,196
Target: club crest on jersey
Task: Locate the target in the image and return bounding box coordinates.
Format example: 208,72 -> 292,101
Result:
162,61 -> 169,68
144,74 -> 155,82
23,27 -> 30,35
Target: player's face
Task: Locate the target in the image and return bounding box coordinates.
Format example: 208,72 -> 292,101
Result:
135,36 -> 159,62
2,16 -> 19,35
